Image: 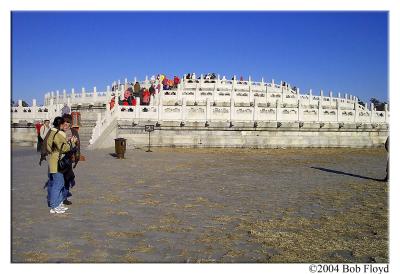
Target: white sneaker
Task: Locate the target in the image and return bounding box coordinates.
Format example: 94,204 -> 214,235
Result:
57,203 -> 68,211
50,207 -> 65,214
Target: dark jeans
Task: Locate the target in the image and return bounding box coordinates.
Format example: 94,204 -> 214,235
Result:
63,166 -> 76,199
37,136 -> 43,152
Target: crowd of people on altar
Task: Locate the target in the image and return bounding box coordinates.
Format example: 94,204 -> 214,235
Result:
109,74 -> 182,109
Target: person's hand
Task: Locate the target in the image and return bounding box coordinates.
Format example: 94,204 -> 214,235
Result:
71,136 -> 77,143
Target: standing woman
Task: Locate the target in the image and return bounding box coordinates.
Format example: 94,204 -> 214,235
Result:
61,114 -> 80,205
46,116 -> 77,214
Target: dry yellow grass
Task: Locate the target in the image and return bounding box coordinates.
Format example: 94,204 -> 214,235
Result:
106,231 -> 144,239
240,181 -> 388,263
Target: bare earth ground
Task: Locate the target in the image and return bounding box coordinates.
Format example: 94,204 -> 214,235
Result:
11,146 -> 388,263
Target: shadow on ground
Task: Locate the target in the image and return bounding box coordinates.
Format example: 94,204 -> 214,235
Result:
311,166 -> 385,181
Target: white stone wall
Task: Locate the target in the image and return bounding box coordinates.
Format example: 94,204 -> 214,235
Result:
93,122 -> 388,149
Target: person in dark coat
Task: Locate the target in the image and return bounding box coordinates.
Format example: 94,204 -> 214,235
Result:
133,82 -> 141,97
384,136 -> 389,182
61,114 -> 81,205
149,84 -> 156,96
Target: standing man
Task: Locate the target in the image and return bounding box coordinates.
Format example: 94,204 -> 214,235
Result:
384,136 -> 389,182
61,113 -> 81,205
40,120 -> 51,144
61,103 -> 71,116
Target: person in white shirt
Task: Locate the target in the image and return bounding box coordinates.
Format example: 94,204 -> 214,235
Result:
40,119 -> 51,140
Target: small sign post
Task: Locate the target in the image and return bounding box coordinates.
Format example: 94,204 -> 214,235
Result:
145,125 -> 154,152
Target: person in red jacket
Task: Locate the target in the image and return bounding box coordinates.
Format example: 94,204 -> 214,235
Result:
173,76 -> 180,88
35,121 -> 43,152
142,89 -> 150,105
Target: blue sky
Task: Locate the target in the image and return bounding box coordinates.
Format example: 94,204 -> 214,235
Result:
12,11 -> 388,105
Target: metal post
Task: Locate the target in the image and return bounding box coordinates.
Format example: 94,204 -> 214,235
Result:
147,131 -> 152,152
145,125 -> 154,152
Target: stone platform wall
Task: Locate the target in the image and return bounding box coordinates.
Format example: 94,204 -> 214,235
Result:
92,121 -> 389,149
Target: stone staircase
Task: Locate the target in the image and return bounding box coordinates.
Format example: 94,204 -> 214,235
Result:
77,119 -> 97,148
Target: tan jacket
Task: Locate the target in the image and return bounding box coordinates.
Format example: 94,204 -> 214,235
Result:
46,128 -> 75,173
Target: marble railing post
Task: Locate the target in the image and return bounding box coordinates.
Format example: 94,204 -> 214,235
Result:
230,86 -> 235,102
249,79 -> 254,104
370,103 -> 375,123
213,81 -> 217,102
248,75 -> 252,91
119,85 -> 124,101
318,100 -> 322,121
180,98 -> 185,122
93,86 -> 98,99
135,97 -> 140,119
106,85 -> 111,100
252,98 -> 257,121
319,89 -> 323,110
17,100 -> 23,114
31,99 -> 37,116
309,89 -> 312,105
81,88 -> 86,102
194,81 -> 199,102
206,98 -> 211,122
157,93 -> 163,122
71,88 -> 75,101
297,99 -> 302,121
63,89 -> 67,100
230,98 -> 235,122
56,90 -> 60,105
294,88 -> 299,105
177,83 -> 183,101
337,98 -> 341,122
354,97 -> 359,122
276,99 -> 281,121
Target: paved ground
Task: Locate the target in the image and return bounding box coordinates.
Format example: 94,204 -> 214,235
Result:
11,146 -> 388,263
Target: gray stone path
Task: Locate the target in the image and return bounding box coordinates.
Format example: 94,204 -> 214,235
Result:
11,146 -> 388,262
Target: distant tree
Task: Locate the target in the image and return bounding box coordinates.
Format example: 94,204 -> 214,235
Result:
11,100 -> 14,107
370,98 -> 387,111
358,101 -> 365,107
21,100 -> 29,107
